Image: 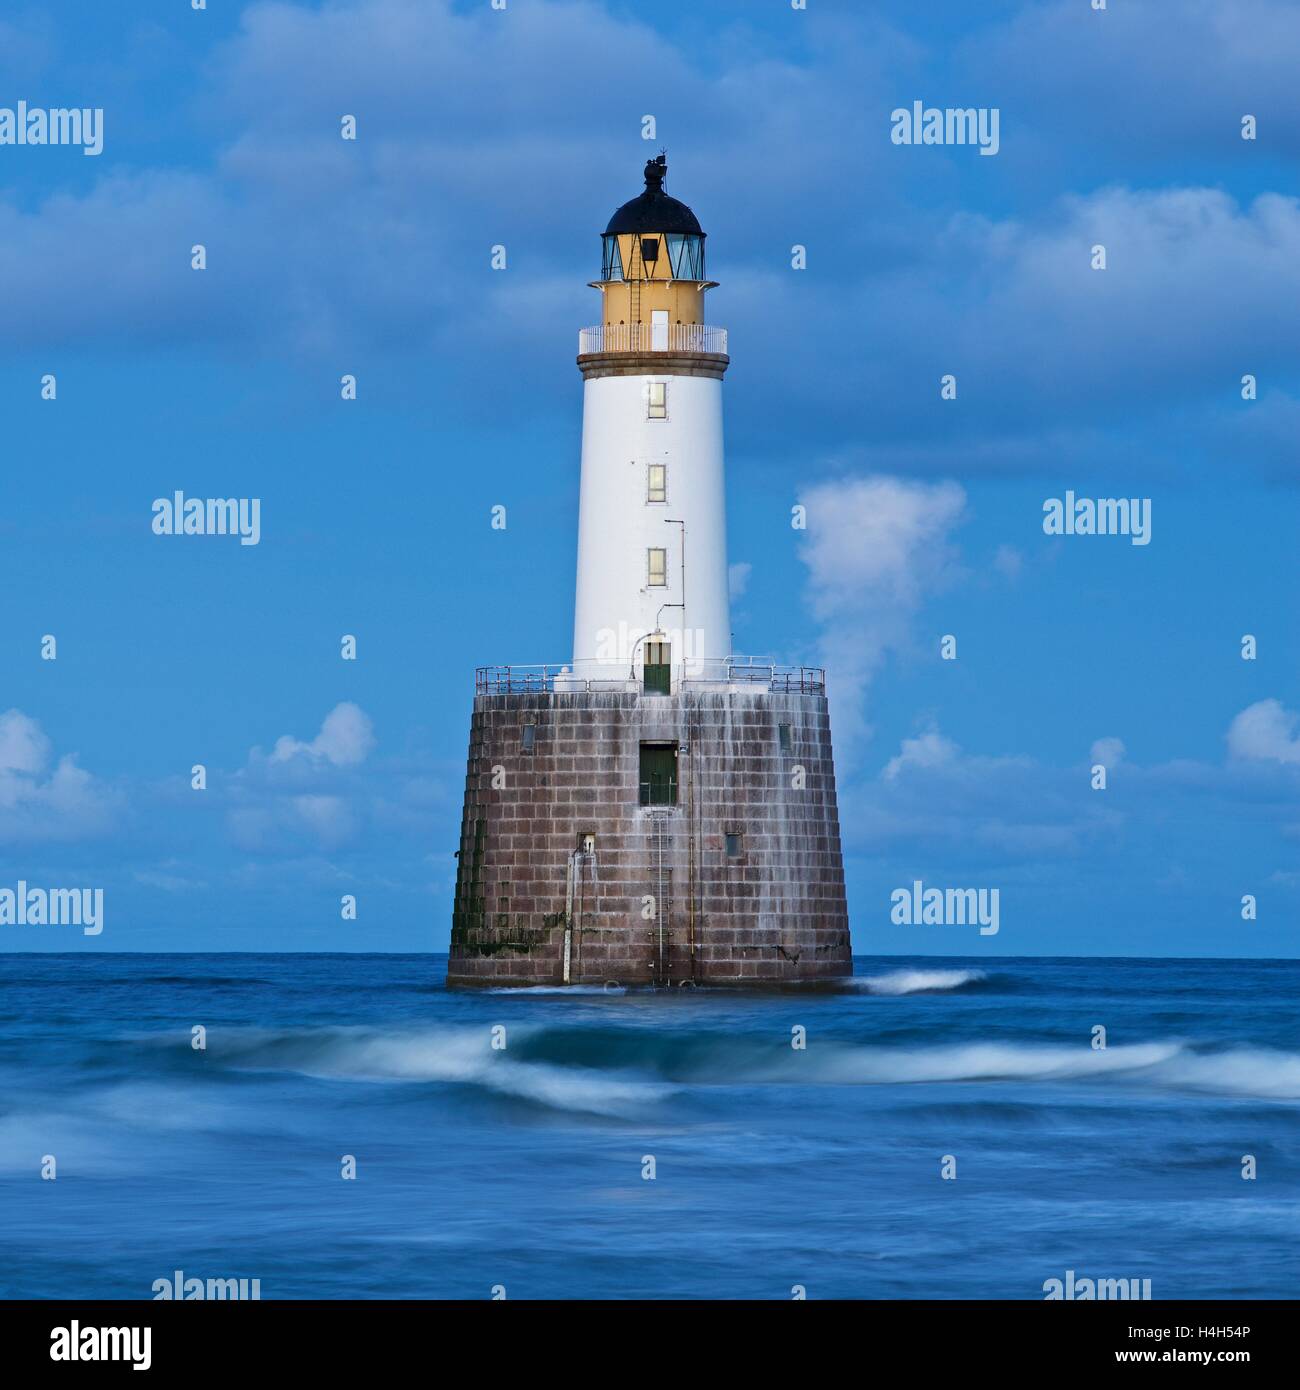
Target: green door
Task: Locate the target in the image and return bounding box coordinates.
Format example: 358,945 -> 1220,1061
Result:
643,639 -> 670,695
639,744 -> 677,806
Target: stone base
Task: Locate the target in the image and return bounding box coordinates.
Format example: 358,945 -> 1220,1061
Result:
448,687 -> 851,987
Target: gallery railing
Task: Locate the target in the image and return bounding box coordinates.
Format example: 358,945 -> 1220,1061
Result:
577,323 -> 728,355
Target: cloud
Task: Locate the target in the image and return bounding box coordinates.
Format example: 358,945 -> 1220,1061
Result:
224,703 -> 449,855
1227,699 -> 1300,765
884,729 -> 960,781
0,0 -> 1295,487
728,561 -> 752,601
224,703 -> 376,852
133,866 -> 210,893
992,545 -> 1023,580
798,475 -> 967,756
1090,737 -> 1126,768
0,710 -> 120,844
290,794 -> 356,846
849,726 -> 1111,865
268,702 -> 375,767
976,0 -> 1300,165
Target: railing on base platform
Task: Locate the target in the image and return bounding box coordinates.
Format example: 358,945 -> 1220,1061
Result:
475,659 -> 825,696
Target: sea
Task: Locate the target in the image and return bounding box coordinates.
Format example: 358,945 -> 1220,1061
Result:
1,953 -> 1296,1300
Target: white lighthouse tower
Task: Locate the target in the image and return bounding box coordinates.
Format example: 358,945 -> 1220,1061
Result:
571,154 -> 731,688
448,156 -> 851,989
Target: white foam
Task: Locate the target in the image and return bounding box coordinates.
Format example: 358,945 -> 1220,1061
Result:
1152,1046 -> 1300,1101
225,1026 -> 664,1117
850,968 -> 987,995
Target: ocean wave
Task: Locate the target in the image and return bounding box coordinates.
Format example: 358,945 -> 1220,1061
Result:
131,1021 -> 1300,1110
1152,1046 -> 1300,1101
806,1040 -> 1181,1084
849,969 -> 988,996
500,1031 -> 1300,1101
789,1041 -> 1300,1100
208,1026 -> 666,1116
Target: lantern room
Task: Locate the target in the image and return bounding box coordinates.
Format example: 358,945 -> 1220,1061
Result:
592,154 -> 718,330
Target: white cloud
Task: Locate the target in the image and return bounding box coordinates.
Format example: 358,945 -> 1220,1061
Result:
269,702 -> 375,767
884,730 -> 960,781
226,704 -> 401,852
0,710 -> 119,843
728,561 -> 752,601
993,545 -> 1023,580
798,475 -> 967,757
0,708 -> 49,776
846,725 -> 1112,865
1227,699 -> 1300,764
291,794 -> 356,848
1090,737 -> 1126,768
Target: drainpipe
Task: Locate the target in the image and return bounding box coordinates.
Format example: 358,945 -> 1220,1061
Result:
563,852 -> 576,984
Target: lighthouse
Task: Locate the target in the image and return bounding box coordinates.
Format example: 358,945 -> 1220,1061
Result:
571,153 -> 730,686
448,156 -> 851,988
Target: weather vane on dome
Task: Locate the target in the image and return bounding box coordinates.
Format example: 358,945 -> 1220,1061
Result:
644,151 -> 667,192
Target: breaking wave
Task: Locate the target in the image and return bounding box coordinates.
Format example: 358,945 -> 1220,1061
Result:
850,969 -> 988,995
181,1024 -> 1300,1106
808,1040 -> 1300,1099
203,1025 -> 666,1116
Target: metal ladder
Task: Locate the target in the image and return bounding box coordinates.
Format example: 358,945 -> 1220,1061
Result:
649,812 -> 671,984
628,234 -> 643,333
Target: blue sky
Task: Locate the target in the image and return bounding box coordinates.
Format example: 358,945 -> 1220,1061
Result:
1,0 -> 1296,956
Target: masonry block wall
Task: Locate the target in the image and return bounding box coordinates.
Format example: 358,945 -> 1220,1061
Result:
447,689 -> 851,986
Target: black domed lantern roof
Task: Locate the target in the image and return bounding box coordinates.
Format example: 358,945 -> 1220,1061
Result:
599,155 -> 707,283
605,154 -> 704,236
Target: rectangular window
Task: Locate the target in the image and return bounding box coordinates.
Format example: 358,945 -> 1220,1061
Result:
778,723 -> 792,753
521,723 -> 536,753
639,743 -> 678,807
725,832 -> 743,858
647,381 -> 667,419
647,463 -> 666,503
647,548 -> 667,586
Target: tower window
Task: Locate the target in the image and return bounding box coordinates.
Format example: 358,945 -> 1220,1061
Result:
601,235 -> 625,282
521,722 -> 536,753
779,723 -> 792,752
647,548 -> 667,587
647,382 -> 667,419
647,463 -> 666,503
725,832 -> 743,858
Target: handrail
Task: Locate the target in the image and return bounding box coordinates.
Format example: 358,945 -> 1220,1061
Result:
475,661 -> 825,695
578,323 -> 727,355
